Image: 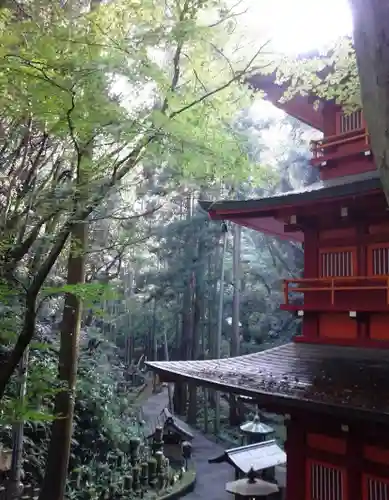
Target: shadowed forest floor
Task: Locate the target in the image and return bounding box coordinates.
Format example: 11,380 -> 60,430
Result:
142,390 -> 233,500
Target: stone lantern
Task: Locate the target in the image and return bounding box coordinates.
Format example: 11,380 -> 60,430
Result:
226,466 -> 279,499
181,441 -> 192,471
240,413 -> 274,445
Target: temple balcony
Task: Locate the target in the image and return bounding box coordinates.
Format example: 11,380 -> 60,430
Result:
281,276 -> 389,313
310,109 -> 372,169
310,128 -> 371,168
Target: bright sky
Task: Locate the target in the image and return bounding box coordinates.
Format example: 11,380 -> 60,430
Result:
248,0 -> 352,55
115,0 -> 353,123
245,0 -> 353,129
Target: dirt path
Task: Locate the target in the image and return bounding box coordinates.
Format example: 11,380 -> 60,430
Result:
142,390 -> 233,500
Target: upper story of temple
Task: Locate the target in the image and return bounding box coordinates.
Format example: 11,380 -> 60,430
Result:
247,72 -> 373,180
200,69 -> 389,349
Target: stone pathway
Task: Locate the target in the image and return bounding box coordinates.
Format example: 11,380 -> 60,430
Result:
142,390 -> 233,500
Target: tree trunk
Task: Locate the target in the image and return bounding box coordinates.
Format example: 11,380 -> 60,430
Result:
229,224 -> 241,426
151,294 -> 157,360
349,0 -> 389,201
39,220 -> 87,500
173,279 -> 192,415
188,218 -> 206,424
187,288 -> 199,422
207,233 -> 220,410
162,328 -> 173,411
0,295 -> 35,400
214,223 -> 228,435
7,347 -> 29,499
126,269 -> 134,365
0,230 -> 69,401
173,194 -> 193,416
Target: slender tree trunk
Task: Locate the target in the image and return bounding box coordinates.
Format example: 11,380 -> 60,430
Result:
188,218 -> 206,425
173,194 -> 193,415
203,250 -> 213,433
151,297 -> 157,359
173,281 -> 192,414
39,220 -> 87,500
214,223 -> 227,435
207,232 -> 220,410
163,329 -> 173,411
0,230 -> 69,400
126,269 -> 134,365
229,224 -> 241,426
7,347 -> 29,499
187,280 -> 199,425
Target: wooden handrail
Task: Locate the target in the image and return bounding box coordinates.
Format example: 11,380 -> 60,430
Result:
310,128 -> 370,159
312,133 -> 367,151
283,276 -> 389,306
312,127 -> 366,144
285,276 -> 389,283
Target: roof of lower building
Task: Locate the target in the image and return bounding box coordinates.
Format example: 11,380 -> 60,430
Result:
199,169 -> 380,216
146,341 -> 389,423
145,407 -> 194,441
209,439 -> 286,474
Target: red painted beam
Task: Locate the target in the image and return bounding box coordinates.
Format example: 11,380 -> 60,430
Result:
247,73 -> 325,131
294,335 -> 389,349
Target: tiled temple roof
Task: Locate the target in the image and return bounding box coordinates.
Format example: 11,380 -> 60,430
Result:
147,342 -> 389,423
199,170 -> 380,215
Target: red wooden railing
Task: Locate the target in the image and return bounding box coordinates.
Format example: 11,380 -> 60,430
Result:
283,276 -> 389,306
310,128 -> 370,162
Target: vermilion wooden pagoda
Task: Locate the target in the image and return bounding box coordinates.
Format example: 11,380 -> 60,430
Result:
146,74 -> 389,500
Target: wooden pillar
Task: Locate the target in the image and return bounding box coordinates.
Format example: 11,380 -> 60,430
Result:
357,223 -> 367,276
303,229 -> 319,339
285,417 -> 305,500
347,428 -> 363,500
303,229 -> 319,279
357,222 -> 369,341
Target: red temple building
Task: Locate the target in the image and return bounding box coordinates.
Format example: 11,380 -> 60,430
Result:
146,73 -> 389,500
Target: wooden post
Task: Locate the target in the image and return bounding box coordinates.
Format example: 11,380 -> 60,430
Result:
347,427 -> 362,500
285,417 -> 305,500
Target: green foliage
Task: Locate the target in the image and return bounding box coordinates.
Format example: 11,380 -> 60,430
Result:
0,0 -> 267,191
277,37 -> 361,110
0,332 -> 147,485
42,283 -> 117,309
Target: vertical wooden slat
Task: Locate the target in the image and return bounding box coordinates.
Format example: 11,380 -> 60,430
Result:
369,245 -> 389,276
385,248 -> 389,274
338,110 -> 363,133
319,249 -> 355,278
364,475 -> 389,500
307,460 -> 344,500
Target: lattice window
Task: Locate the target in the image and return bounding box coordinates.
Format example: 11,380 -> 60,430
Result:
319,248 -> 356,277
337,109 -> 363,134
363,475 -> 389,500
307,460 -> 345,500
368,244 -> 389,276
